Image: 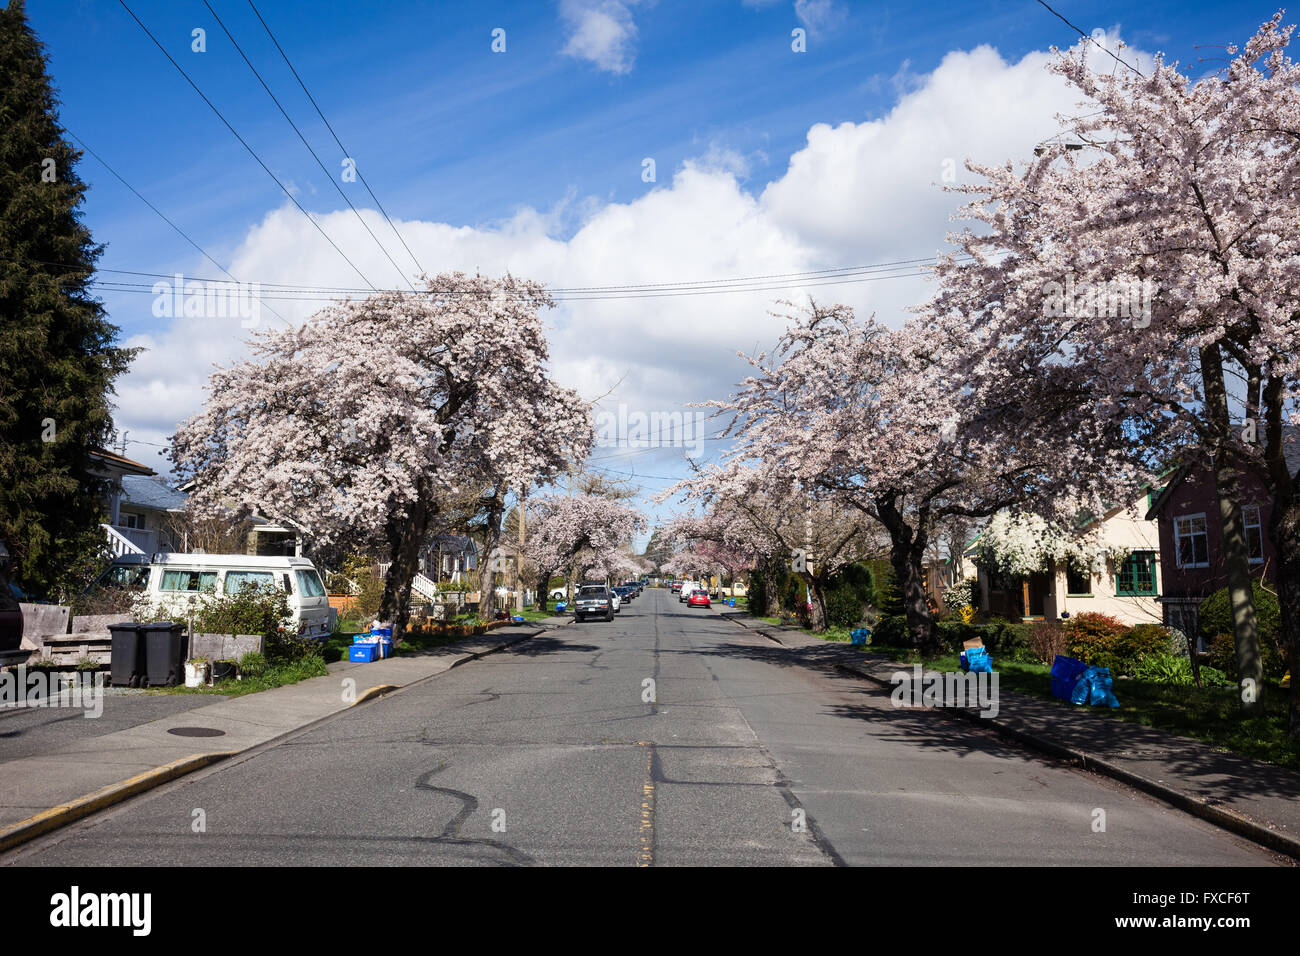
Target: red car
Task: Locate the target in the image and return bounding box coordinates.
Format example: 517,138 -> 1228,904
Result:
686,589 -> 711,608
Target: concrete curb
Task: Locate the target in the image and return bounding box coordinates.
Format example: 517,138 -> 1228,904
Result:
832,658 -> 1300,862
0,752 -> 235,854
721,607 -> 1300,861
0,626 -> 554,856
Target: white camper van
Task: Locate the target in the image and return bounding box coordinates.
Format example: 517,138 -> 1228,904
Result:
127,554 -> 333,639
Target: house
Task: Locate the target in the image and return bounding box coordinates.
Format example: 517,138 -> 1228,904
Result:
973,485 -> 1165,627
419,534 -> 479,582
1145,440 -> 1299,646
91,448 -> 172,558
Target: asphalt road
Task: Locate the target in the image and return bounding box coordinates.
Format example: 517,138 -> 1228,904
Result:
4,589 -> 1280,866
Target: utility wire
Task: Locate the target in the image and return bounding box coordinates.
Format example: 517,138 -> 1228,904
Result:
1036,0 -> 1144,76
61,128 -> 291,327
247,0 -> 428,278
30,255 -> 965,294
117,0 -> 379,290
202,0 -> 416,290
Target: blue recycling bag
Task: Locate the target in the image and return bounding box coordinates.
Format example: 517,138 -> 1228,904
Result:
1069,665 -> 1120,708
849,627 -> 870,646
962,646 -> 993,673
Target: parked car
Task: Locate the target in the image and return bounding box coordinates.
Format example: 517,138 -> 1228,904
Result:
613,586 -> 635,603
0,544 -> 21,653
679,580 -> 697,602
687,589 -> 711,608
670,580 -> 683,593
573,585 -> 614,622
129,554 -> 333,639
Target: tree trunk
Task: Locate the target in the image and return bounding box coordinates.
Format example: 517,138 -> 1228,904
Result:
379,491 -> 433,639
877,494 -> 937,652
478,488 -> 506,621
1262,371 -> 1300,736
805,574 -> 827,632
761,552 -> 783,618
1201,344 -> 1264,716
534,566 -> 556,613
1274,502 -> 1300,736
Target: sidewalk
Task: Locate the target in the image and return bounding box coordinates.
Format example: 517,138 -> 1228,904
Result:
721,609 -> 1300,860
0,619 -> 567,852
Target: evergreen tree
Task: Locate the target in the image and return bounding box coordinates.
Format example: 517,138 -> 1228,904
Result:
0,0 -> 136,598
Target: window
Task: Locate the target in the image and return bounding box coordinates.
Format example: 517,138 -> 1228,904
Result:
1065,559 -> 1092,596
160,569 -> 218,592
1116,551 -> 1158,596
1173,514 -> 1209,568
120,513 -> 143,530
224,570 -> 275,594
295,570 -> 326,597
1243,505 -> 1264,564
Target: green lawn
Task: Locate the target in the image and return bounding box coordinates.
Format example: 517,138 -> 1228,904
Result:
149,654 -> 329,698
856,641 -> 1300,771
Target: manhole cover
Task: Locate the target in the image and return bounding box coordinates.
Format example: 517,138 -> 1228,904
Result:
166,727 -> 226,737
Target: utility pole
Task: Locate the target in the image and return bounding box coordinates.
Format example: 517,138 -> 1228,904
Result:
515,487 -> 526,612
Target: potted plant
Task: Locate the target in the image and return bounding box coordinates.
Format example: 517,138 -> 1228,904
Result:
212,659 -> 239,681
184,657 -> 211,688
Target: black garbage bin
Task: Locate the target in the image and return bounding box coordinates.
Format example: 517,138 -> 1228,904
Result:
108,622 -> 146,688
143,622 -> 188,688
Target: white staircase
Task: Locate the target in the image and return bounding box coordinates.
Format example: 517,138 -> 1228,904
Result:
102,523 -> 143,557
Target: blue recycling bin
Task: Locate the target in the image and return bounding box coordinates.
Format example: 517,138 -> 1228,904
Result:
1050,655 -> 1089,700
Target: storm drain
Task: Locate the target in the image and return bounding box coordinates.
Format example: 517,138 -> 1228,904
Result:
166,727 -> 227,737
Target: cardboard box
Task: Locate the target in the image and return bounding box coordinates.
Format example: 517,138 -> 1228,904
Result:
962,637 -> 985,651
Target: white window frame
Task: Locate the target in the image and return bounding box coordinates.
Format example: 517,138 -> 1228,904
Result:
1242,505 -> 1264,565
1173,513 -> 1210,569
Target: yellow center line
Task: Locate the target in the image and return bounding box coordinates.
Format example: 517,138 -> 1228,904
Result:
637,741 -> 655,867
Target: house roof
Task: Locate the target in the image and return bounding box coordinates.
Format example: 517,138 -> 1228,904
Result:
1144,427 -> 1300,521
121,475 -> 187,512
89,447 -> 154,477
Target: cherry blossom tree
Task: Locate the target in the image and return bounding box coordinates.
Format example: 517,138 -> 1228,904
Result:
680,302 -> 1057,647
171,273 -> 592,636
665,457 -> 884,631
932,12 -> 1300,721
524,493 -> 645,611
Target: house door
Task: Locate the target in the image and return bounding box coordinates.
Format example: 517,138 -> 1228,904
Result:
1023,572 -> 1051,619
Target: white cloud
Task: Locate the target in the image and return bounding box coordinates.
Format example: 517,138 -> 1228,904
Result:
559,0 -> 641,75
794,0 -> 846,35
113,31 -> 1148,485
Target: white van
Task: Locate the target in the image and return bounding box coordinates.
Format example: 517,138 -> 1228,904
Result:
127,554 -> 333,639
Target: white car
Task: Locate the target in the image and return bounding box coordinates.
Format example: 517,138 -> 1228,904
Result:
611,591 -> 622,613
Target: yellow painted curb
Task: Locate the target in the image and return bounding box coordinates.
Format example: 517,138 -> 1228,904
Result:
0,751 -> 236,854
351,684 -> 399,706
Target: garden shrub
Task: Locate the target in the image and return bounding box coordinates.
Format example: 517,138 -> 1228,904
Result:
238,651 -> 268,678
872,614 -> 908,647
942,579 -> 977,615
1027,620 -> 1069,664
1209,631 -> 1287,681
825,584 -> 864,628
1200,582 -> 1286,679
1064,613 -> 1168,675
866,559 -> 903,616
747,569 -> 768,616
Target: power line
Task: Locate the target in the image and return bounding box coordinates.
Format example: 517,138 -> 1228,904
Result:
117,0 -> 379,291
1036,0 -> 1144,77
61,128 -> 292,327
247,0 -> 428,279
201,0 -> 416,290
84,266 -> 949,302
2,254 -> 954,291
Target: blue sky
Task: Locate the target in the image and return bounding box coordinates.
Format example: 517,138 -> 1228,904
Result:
15,0 -> 1286,541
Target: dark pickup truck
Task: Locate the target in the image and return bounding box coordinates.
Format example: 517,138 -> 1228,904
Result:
573,586 -> 614,623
